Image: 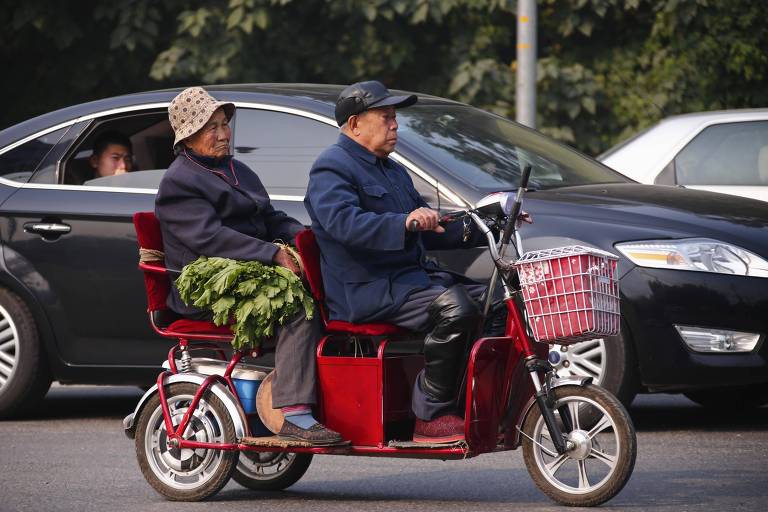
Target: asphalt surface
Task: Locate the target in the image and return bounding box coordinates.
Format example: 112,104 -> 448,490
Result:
0,385 -> 766,512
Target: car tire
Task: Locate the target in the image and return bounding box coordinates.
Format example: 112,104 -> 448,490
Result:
684,383 -> 768,410
0,288 -> 51,418
548,321 -> 639,408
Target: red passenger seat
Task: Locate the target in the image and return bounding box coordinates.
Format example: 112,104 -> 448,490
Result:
294,229 -> 405,336
133,211 -> 234,342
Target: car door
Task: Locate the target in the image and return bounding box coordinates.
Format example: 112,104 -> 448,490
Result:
0,109 -> 171,368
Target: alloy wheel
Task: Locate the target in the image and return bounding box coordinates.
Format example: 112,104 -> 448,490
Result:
548,339 -> 606,384
0,306 -> 20,391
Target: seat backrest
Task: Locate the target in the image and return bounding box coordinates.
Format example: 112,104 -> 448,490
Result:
294,229 -> 329,321
133,211 -> 170,312
295,229 -> 324,301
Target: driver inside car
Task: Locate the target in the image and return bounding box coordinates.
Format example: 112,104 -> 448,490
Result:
305,81 -> 493,444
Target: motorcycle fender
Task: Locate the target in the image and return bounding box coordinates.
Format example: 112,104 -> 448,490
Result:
512,375 -> 593,447
122,372 -> 248,440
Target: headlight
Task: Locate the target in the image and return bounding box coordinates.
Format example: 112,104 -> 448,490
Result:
615,238 -> 768,277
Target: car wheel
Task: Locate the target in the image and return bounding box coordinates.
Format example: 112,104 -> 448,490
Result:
0,288 -> 51,418
547,322 -> 639,407
684,383 -> 768,410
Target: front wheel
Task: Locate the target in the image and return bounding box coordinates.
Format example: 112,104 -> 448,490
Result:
134,383 -> 239,501
233,452 -> 313,490
522,384 -> 636,507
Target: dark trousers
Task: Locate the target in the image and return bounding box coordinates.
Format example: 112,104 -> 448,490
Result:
264,312 -> 324,409
384,273 -> 486,421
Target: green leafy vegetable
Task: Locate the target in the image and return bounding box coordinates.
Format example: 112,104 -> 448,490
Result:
175,251 -> 314,349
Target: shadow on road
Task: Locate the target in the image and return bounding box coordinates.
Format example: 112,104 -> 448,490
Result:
9,385 -> 144,421
630,393 -> 768,432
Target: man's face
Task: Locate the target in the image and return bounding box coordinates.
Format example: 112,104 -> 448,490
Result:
184,108 -> 232,159
91,143 -> 133,178
353,106 -> 398,158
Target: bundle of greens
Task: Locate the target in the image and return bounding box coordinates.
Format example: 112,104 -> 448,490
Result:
175,252 -> 314,349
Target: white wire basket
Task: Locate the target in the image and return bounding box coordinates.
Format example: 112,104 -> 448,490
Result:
514,246 -> 620,345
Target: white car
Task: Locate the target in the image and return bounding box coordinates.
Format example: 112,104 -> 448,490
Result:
599,109 -> 768,202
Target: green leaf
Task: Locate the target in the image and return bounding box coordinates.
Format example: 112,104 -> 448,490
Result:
412,2 -> 429,24
227,7 -> 244,29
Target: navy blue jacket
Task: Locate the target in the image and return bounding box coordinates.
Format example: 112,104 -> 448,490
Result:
305,134 -> 480,324
156,150 -> 303,316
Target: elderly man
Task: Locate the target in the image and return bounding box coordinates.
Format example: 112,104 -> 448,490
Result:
305,81 -> 487,444
156,86 -> 343,446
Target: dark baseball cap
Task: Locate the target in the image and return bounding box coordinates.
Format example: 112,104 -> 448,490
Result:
335,80 -> 418,126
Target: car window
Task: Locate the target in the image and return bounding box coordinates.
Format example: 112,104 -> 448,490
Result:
30,121 -> 90,184
58,111 -> 174,188
397,105 -> 630,193
0,127 -> 70,183
675,121 -> 768,186
233,109 -> 339,196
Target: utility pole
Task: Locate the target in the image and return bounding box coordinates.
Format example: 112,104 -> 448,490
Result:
515,0 -> 537,128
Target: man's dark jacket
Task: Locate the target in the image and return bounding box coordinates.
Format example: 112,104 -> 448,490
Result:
156,150 -> 302,316
305,134 -> 481,324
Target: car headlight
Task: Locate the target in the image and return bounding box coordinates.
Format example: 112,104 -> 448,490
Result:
615,238 -> 768,277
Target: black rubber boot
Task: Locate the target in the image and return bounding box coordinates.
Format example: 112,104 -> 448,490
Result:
421,285 -> 481,402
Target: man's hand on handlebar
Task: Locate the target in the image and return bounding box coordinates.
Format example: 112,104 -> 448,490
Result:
517,211 -> 533,227
406,207 -> 446,233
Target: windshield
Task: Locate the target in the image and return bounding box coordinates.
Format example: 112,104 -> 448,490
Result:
397,105 -> 631,192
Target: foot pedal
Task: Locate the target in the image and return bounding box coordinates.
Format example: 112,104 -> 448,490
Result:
388,439 -> 469,449
240,435 -> 314,448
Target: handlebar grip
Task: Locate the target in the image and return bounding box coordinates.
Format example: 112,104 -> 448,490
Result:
501,164 -> 532,245
519,164 -> 533,191
408,219 -> 420,232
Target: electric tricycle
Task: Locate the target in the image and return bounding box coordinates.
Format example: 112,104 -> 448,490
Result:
124,167 -> 636,506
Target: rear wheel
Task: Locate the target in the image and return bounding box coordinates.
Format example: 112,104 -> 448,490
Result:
522,384 -> 636,507
0,288 -> 51,418
134,383 -> 238,501
233,452 -> 313,490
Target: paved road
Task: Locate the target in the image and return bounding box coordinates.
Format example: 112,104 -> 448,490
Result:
0,385 -> 766,512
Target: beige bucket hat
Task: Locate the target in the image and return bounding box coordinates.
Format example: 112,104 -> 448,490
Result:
168,86 -> 235,148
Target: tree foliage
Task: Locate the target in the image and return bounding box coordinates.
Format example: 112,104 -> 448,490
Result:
2,0 -> 767,155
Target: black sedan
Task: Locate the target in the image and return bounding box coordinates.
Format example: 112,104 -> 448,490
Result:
0,84 -> 766,417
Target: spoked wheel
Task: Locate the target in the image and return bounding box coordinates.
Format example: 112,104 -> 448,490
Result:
134,383 -> 239,501
522,384 -> 636,507
233,451 -> 313,490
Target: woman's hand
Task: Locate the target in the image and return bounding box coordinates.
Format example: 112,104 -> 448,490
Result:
273,247 -> 301,275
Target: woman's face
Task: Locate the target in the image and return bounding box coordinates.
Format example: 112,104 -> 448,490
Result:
184,108 -> 231,158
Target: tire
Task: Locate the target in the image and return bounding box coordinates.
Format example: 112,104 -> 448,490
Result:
233,452 -> 313,491
0,288 -> 51,419
134,383 -> 239,501
547,321 -> 639,408
522,384 -> 637,507
684,383 -> 768,410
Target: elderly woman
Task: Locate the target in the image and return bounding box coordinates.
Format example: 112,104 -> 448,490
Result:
156,86 -> 343,446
